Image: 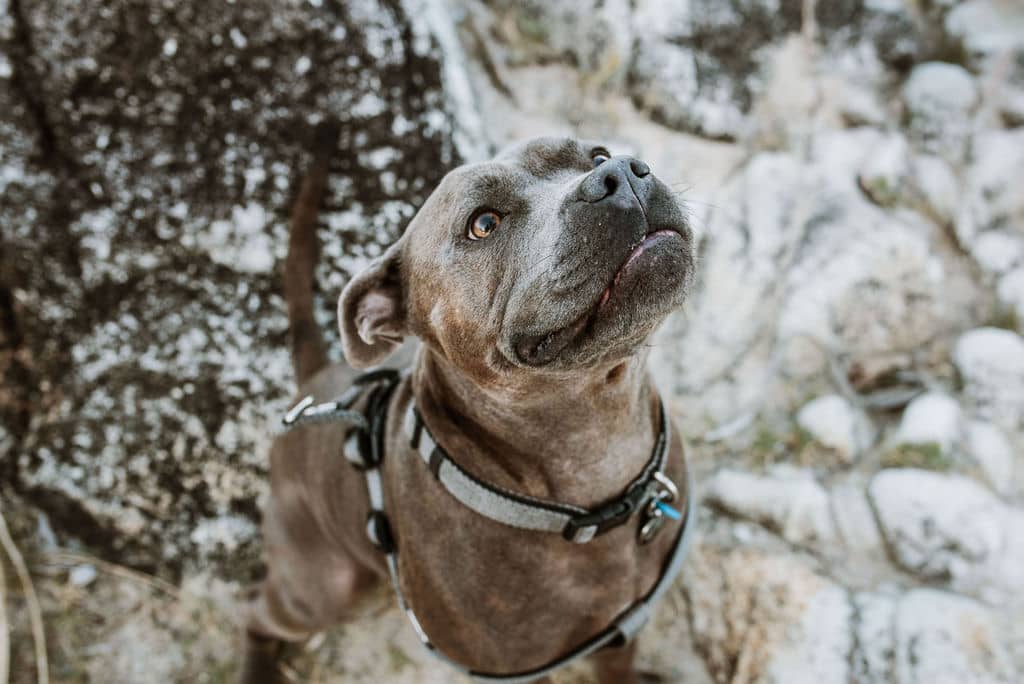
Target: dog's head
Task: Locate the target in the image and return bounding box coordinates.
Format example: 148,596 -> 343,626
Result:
339,137 -> 693,383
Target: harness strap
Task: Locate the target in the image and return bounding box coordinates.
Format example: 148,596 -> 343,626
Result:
403,401 -> 672,543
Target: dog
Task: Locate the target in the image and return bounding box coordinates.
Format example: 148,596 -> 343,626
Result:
240,135 -> 696,684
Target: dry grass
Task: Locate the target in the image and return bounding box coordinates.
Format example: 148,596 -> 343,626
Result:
0,504 -> 48,684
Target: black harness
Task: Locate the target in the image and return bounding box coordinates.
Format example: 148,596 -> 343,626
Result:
281,369 -> 697,683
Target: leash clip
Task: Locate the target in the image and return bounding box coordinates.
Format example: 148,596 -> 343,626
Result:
639,471 -> 681,544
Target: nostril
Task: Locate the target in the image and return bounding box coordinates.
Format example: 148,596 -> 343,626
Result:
603,174 -> 619,197
630,159 -> 650,177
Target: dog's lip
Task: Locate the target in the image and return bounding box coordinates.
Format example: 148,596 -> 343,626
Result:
597,229 -> 681,308
513,228 -> 683,367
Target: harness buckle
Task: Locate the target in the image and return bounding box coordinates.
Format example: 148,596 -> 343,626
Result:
562,481 -> 649,542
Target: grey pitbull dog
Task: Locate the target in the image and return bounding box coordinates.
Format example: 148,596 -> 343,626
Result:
241,136 -> 695,683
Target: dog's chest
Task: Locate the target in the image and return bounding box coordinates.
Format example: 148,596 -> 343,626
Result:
380,410 -> 681,673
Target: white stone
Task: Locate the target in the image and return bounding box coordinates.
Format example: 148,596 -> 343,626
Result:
851,592 -> 897,683
1000,87 -> 1024,127
997,268 -> 1024,324
902,62 -> 978,159
829,481 -> 887,560
953,327 -> 1024,432
896,392 -> 963,453
868,469 -> 1024,600
965,420 -> 1015,495
945,0 -> 1024,64
912,153 -> 959,226
973,231 -> 1024,276
903,62 -> 978,113
69,563 -> 98,587
893,589 -> 1015,684
703,466 -> 837,547
796,394 -> 866,458
686,547 -> 851,684
857,133 -> 910,207
955,130 -> 1024,247
840,83 -> 887,127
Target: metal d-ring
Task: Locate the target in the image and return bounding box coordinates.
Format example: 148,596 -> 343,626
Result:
652,471 -> 678,502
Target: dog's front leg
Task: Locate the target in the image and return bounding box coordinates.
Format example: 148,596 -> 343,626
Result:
589,640 -> 666,684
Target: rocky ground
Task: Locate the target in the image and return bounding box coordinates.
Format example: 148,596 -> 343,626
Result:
1,0 -> 1023,682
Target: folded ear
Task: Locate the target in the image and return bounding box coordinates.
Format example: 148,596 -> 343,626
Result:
338,243 -> 406,369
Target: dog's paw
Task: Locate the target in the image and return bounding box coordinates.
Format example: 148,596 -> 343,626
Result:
239,633 -> 286,684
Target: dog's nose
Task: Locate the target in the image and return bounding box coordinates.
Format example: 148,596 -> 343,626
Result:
578,156 -> 651,204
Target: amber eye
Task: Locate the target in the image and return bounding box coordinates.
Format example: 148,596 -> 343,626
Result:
468,210 -> 501,240
591,149 -> 611,166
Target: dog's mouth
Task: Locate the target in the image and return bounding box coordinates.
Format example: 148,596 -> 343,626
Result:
514,228 -> 684,367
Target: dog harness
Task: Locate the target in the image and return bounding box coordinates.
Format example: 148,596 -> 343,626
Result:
282,368 -> 697,683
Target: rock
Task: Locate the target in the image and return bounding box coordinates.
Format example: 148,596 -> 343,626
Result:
996,267 -> 1024,324
685,546 -> 852,684
973,231 -> 1024,276
853,588 -> 1016,684
851,591 -> 898,684
69,563 -> 98,587
657,151 -> 809,419
945,0 -> 1024,69
955,129 -> 1024,250
627,0 -> 925,141
1000,86 -> 1024,127
868,469 -> 1024,600
839,83 -> 887,128
902,62 -> 979,161
2,0 -> 460,575
911,153 -> 960,226
893,589 -> 1015,684
895,391 -> 963,454
965,420 -> 1015,495
829,481 -> 888,561
856,133 -> 911,207
704,466 -> 837,547
796,394 -> 870,459
953,327 -> 1024,433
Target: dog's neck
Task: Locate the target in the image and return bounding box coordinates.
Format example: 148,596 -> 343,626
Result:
410,348 -> 659,508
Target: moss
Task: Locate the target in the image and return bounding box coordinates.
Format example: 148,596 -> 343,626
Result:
388,644 -> 414,672
881,442 -> 952,471
516,12 -> 550,44
986,306 -> 1021,334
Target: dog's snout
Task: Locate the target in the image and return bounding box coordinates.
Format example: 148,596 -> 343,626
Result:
578,156 -> 650,204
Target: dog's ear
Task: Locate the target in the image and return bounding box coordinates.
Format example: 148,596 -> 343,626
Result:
338,243 -> 406,369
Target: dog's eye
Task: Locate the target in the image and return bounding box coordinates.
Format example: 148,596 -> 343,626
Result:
591,149 -> 611,167
468,210 -> 501,240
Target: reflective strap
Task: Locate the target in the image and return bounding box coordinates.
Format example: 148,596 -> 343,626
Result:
403,404 -> 674,543
436,459 -> 574,534
403,405 -> 595,537
365,468 -> 384,510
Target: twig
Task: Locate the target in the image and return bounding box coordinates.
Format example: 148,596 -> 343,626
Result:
1,538 -> 9,684
40,550 -> 179,600
0,505 -> 48,684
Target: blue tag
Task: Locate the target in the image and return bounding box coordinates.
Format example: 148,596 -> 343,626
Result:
655,501 -> 682,521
